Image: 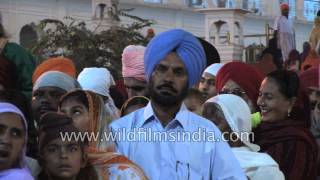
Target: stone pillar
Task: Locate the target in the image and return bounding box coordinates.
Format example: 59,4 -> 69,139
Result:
91,0 -> 119,33
296,0 -> 305,20
227,20 -> 235,44
235,0 -> 243,9
197,8 -> 250,62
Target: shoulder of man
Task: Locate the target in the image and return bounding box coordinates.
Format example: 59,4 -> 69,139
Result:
110,107 -> 145,130
184,110 -> 217,128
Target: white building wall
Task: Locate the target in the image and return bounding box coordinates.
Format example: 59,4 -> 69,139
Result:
0,0 -> 314,52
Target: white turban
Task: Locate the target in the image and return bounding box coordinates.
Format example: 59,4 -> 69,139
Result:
203,63 -> 224,77
78,67 -> 115,97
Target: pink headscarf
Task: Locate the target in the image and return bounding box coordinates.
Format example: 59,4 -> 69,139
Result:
121,45 -> 146,81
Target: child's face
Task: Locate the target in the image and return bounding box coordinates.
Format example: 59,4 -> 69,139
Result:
43,138 -> 85,179
185,97 -> 203,115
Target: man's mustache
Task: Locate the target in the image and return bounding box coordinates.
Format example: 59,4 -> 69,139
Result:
157,84 -> 177,93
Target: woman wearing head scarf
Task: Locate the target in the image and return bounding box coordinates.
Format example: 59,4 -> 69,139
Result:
300,42 -> 311,63
78,67 -> 120,120
0,103 -> 34,179
215,61 -> 264,113
301,49 -> 320,72
254,70 -> 317,180
299,66 -> 320,136
59,90 -> 147,180
287,49 -> 300,71
202,94 -> 284,180
309,10 -> 320,51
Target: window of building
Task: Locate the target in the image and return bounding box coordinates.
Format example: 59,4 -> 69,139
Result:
144,0 -> 162,3
19,24 -> 38,49
188,0 -> 203,7
304,0 -> 320,21
244,0 -> 262,14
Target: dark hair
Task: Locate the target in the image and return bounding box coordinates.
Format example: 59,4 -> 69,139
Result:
186,88 -> 206,103
266,70 -> 299,99
0,24 -> 7,38
317,10 -> 320,17
60,90 -> 89,109
120,96 -> 149,117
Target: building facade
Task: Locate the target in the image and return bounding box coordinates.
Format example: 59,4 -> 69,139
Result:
0,0 -> 319,61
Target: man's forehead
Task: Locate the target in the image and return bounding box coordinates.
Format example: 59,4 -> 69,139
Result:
158,53 -> 185,68
34,86 -> 66,93
202,72 -> 215,80
308,87 -> 320,91
124,77 -> 147,86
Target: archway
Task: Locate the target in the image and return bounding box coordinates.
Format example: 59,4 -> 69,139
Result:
19,24 -> 37,49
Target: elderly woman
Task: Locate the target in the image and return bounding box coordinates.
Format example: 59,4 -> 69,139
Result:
202,94 -> 284,180
0,102 -> 34,179
59,90 -> 147,179
254,70 -> 318,180
215,61 -> 264,113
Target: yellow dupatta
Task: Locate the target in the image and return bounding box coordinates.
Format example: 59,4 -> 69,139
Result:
76,90 -> 148,180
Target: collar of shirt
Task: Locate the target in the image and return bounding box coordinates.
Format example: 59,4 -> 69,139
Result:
137,101 -> 189,130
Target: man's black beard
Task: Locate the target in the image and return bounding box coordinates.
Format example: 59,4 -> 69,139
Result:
148,81 -> 188,106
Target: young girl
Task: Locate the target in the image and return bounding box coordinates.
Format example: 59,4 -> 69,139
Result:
38,112 -> 96,180
59,90 -> 147,180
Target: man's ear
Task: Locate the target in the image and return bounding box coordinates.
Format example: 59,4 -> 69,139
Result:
81,152 -> 88,168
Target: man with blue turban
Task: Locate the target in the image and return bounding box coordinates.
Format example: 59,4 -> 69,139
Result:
110,29 -> 246,180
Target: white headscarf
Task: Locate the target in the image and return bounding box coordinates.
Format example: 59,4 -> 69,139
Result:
206,94 -> 259,151
203,63 -> 224,77
205,95 -> 284,179
77,67 -> 119,120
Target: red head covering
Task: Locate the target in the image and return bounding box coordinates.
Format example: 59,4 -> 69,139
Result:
299,66 -> 319,91
216,61 -> 264,109
301,50 -> 320,72
297,66 -> 319,109
280,3 -> 289,11
0,56 -> 16,89
251,53 -> 277,75
32,57 -> 76,84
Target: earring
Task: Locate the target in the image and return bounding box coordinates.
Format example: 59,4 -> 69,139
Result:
287,109 -> 291,117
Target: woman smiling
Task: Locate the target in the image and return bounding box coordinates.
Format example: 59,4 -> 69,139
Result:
254,70 -> 317,180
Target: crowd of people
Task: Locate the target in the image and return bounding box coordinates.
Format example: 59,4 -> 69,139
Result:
0,3 -> 320,180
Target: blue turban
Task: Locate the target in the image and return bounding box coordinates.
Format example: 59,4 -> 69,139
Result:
144,29 -> 206,87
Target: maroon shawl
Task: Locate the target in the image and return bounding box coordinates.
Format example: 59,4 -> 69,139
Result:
254,118 -> 318,180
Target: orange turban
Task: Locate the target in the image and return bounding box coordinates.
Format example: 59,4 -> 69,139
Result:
32,57 -> 76,84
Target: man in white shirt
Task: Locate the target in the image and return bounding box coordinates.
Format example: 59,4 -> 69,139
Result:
273,3 -> 296,63
110,29 -> 246,180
